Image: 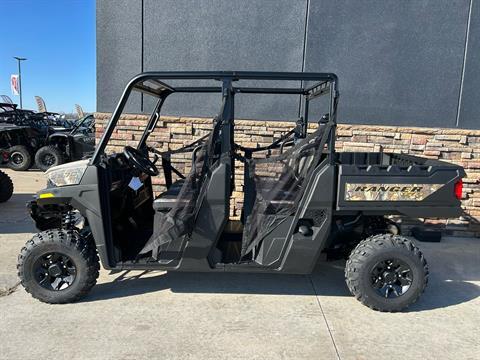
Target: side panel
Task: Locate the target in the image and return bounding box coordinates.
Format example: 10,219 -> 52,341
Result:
224,162 -> 335,274
336,165 -> 464,218
278,163 -> 335,274
172,162 -> 230,271
35,165 -> 113,269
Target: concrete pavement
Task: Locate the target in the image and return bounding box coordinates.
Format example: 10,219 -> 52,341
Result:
0,168 -> 479,360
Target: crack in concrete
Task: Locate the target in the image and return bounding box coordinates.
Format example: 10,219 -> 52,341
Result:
308,275 -> 342,360
0,281 -> 20,297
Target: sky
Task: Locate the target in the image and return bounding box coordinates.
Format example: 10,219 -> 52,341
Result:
0,0 -> 95,113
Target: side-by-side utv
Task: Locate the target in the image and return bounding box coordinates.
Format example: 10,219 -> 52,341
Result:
34,114 -> 95,171
0,99 -> 70,170
0,122 -> 42,171
18,72 -> 465,311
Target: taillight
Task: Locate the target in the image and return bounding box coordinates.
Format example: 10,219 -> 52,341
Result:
454,179 -> 463,200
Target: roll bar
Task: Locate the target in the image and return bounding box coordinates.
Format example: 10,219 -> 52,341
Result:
91,71 -> 338,164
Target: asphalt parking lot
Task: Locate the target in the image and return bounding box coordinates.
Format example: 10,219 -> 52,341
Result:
0,169 -> 479,360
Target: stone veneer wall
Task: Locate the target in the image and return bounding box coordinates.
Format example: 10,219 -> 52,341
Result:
95,113 -> 480,237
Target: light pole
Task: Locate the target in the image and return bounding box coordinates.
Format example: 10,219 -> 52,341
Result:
13,57 -> 27,109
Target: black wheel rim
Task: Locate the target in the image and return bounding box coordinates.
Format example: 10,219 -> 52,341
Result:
11,152 -> 24,165
370,258 -> 413,298
42,154 -> 56,166
33,252 -> 77,291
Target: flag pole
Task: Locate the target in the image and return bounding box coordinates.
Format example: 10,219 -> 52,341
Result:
13,57 -> 27,109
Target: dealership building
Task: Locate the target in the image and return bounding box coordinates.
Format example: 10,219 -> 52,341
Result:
96,0 -> 480,236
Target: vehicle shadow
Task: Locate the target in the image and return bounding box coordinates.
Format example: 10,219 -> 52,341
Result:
397,211 -> 480,237
409,278 -> 480,312
0,193 -> 36,234
82,260 -> 350,303
83,240 -> 480,311
408,236 -> 480,312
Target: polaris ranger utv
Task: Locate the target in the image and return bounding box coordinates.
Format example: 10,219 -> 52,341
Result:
34,114 -> 95,171
18,72 -> 465,311
0,122 -> 42,171
0,98 -> 70,170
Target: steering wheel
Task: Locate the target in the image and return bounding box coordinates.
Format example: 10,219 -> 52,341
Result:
123,146 -> 159,176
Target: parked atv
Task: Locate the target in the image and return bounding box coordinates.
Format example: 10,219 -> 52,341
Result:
34,115 -> 95,171
0,98 -> 71,170
0,123 -> 40,171
0,97 -> 36,124
19,72 -> 465,311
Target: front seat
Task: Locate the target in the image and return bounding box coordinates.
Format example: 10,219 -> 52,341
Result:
152,118 -> 222,212
152,179 -> 186,211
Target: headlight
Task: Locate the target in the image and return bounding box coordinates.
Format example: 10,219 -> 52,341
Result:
45,160 -> 89,187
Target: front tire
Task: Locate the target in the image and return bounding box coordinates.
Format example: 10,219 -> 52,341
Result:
17,230 -> 100,304
8,145 -> 33,171
0,170 -> 13,202
35,146 -> 65,171
345,234 -> 428,312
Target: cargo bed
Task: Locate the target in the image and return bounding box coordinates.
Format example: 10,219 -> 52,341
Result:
335,152 -> 465,218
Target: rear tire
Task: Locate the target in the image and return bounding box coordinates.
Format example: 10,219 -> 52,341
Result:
17,230 -> 100,304
35,146 -> 65,171
8,145 -> 33,171
0,170 -> 13,202
345,234 -> 428,312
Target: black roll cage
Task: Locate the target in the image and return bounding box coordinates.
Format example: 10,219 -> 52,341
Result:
91,71 -> 339,165
68,114 -> 95,136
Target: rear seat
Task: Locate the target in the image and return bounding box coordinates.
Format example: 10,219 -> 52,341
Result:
243,129 -> 325,219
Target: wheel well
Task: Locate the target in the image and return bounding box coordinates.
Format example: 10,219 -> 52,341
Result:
325,214 -> 400,259
48,137 -> 67,150
31,202 -> 88,233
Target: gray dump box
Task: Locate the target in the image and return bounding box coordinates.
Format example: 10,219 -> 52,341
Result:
336,152 -> 465,218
